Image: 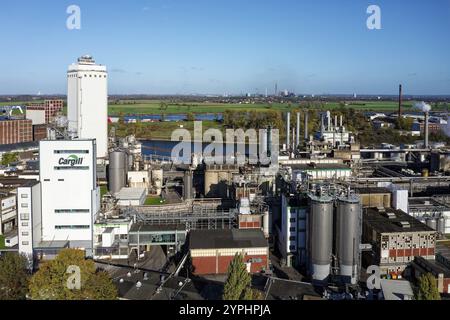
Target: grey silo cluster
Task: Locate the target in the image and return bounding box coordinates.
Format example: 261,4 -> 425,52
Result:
108,150 -> 128,194
307,187 -> 362,284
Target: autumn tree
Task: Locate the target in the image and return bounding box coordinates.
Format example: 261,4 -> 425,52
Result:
0,253 -> 30,300
415,273 -> 441,300
28,249 -> 117,300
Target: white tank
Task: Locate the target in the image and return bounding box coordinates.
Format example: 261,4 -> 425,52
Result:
263,210 -> 269,238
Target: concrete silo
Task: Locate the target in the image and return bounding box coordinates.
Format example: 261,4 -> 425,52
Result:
308,193 -> 334,282
108,150 -> 128,194
336,194 -> 362,285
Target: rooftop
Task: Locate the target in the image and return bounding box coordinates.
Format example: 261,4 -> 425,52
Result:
117,187 -> 146,200
364,207 -> 435,234
355,187 -> 392,195
289,163 -> 351,171
189,229 -> 268,250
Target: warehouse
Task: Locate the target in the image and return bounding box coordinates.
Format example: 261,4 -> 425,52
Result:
189,229 -> 269,275
362,207 -> 436,276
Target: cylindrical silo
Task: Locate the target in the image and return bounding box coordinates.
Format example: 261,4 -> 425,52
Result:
336,195 -> 362,285
437,217 -> 446,234
263,210 -> 270,238
308,194 -> 334,282
427,218 -> 437,231
184,170 -> 193,200
109,151 -> 128,194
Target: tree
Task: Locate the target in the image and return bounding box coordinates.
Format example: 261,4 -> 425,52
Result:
1,152 -> 19,166
415,273 -> 441,300
222,253 -> 251,300
28,249 -> 117,300
187,112 -> 195,122
0,253 -> 30,300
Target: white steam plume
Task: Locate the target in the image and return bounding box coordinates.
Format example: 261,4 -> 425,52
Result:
414,101 -> 432,113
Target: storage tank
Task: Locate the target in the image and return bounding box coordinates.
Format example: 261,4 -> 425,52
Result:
308,193 -> 334,282
427,218 -> 437,230
263,210 -> 270,238
437,217 -> 446,234
108,151 -> 128,194
204,170 -> 219,196
336,195 -> 362,285
151,169 -> 163,196
184,170 -> 193,200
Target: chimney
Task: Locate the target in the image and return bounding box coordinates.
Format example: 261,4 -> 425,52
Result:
267,125 -> 272,157
320,113 -> 325,135
398,84 -> 403,119
304,112 -> 309,141
296,112 -> 300,147
425,111 -> 429,148
340,115 -> 343,128
286,112 -> 291,150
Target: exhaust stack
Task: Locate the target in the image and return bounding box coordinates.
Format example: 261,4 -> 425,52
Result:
304,112 -> 309,141
296,112 -> 300,148
398,84 -> 403,119
286,112 -> 291,150
425,111 -> 429,149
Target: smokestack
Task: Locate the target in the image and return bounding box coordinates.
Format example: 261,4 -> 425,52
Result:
334,115 -> 338,129
398,84 -> 403,119
327,111 -> 331,130
340,115 -> 343,128
267,125 -> 272,157
296,112 -> 300,147
304,112 -> 309,141
320,113 -> 325,135
425,111 -> 429,149
286,112 -> 291,150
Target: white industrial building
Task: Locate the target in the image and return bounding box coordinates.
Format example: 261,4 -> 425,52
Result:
18,139 -> 100,264
67,55 -> 108,159
116,187 -> 147,206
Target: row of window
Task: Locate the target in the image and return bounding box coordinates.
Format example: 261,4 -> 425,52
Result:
54,150 -> 89,154
68,74 -> 107,78
55,209 -> 90,213
55,225 -> 90,230
54,166 -> 90,171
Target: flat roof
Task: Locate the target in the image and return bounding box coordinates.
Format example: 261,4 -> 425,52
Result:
189,229 -> 268,250
129,223 -> 186,233
265,278 -> 321,300
117,187 -> 146,200
364,207 -> 435,234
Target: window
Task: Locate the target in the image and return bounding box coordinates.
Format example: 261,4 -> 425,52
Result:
22,241 -> 29,246
21,203 -> 28,208
20,213 -> 30,221
21,194 -> 28,199
289,245 -> 296,251
289,227 -> 296,232
290,218 -> 296,223
289,236 -> 296,241
22,222 -> 29,227
22,232 -> 29,236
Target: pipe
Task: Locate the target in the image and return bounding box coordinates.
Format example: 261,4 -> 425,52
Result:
340,115 -> 343,128
425,111 -> 429,148
304,112 -> 309,140
286,112 -> 291,150
296,112 -> 300,148
398,84 -> 403,119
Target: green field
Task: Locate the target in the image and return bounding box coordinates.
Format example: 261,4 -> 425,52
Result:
107,100 -> 426,116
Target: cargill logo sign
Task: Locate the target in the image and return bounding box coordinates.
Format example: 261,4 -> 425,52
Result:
59,155 -> 84,166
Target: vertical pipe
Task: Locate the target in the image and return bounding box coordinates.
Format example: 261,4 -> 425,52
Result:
425,112 -> 429,148
398,84 -> 403,119
340,115 -> 343,128
304,112 -> 309,141
296,112 -> 300,148
286,112 -> 291,150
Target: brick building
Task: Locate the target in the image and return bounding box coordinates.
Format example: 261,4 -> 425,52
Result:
0,119 -> 33,144
189,229 -> 269,275
32,124 -> 48,141
27,100 -> 63,124
362,207 -> 436,276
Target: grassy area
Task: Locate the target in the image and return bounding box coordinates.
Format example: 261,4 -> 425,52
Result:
145,196 -> 165,206
113,120 -> 222,140
100,185 -> 108,198
0,235 -> 5,249
107,100 -> 426,115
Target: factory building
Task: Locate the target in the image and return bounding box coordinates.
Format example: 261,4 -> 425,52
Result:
0,191 -> 17,235
204,164 -> 239,198
410,255 -> 450,294
189,229 -> 269,275
356,187 -> 392,209
93,219 -> 132,260
26,100 -> 63,125
408,197 -> 450,234
17,139 -> 100,264
0,119 -> 33,145
290,163 -> 352,181
362,207 -> 436,276
67,56 -> 108,159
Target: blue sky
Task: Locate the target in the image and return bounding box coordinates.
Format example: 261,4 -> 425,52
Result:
0,0 -> 449,95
